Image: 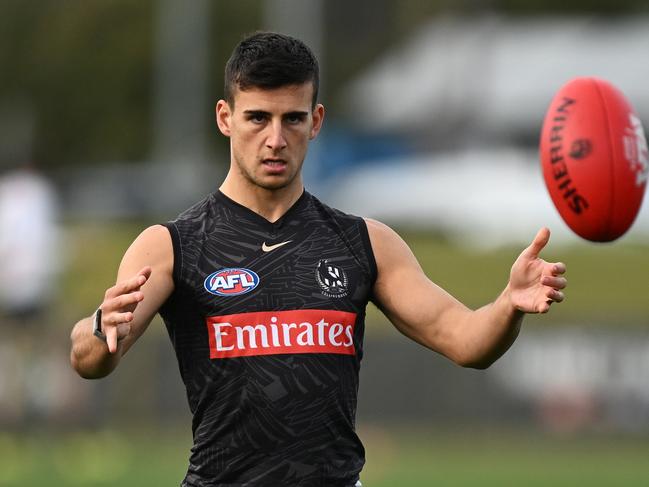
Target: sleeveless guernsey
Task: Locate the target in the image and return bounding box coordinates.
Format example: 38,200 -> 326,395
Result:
160,190 -> 377,486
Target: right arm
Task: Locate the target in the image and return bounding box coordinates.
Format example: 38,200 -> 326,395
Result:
366,219 -> 565,369
70,224 -> 174,379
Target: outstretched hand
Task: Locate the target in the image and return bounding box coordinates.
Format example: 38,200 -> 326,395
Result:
99,266 -> 151,353
508,228 -> 566,314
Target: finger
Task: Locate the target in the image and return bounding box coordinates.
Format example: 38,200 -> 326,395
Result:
105,267 -> 152,298
552,262 -> 567,275
541,276 -> 567,290
104,311 -> 134,327
138,266 -> 152,280
105,325 -> 118,354
105,275 -> 145,299
547,289 -> 565,303
105,292 -> 144,312
522,227 -> 551,259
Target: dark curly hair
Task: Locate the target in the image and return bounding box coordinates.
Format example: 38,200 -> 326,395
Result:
224,31 -> 320,109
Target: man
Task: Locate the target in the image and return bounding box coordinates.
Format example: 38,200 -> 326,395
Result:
70,32 -> 566,486
1,159 -> 62,423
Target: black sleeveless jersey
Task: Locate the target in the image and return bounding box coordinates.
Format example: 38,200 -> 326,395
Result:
159,190 -> 377,487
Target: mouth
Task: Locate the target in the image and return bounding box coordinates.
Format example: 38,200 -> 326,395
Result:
262,157 -> 286,166
263,158 -> 286,166
262,158 -> 288,174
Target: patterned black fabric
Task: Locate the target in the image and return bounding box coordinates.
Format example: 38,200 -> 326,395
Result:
159,190 -> 377,486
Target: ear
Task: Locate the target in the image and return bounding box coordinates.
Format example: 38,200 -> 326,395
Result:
309,103 -> 325,140
216,99 -> 232,137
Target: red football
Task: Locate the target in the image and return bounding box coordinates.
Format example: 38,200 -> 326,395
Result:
540,77 -> 648,242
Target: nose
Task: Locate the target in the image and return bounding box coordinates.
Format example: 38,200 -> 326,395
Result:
266,120 -> 287,151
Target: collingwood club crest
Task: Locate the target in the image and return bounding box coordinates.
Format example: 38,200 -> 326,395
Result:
316,259 -> 348,298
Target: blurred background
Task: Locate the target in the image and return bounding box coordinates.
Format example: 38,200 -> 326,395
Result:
1,0 -> 648,485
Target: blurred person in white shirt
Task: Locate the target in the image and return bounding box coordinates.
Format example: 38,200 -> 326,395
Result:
0,162 -> 60,320
0,159 -> 63,424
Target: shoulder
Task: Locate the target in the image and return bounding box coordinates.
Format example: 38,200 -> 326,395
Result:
116,224 -> 174,308
364,218 -> 410,256
364,217 -> 393,237
364,217 -> 424,282
132,224 -> 172,247
120,224 -> 173,274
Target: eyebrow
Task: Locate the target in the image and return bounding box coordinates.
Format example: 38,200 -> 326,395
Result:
243,110 -> 309,118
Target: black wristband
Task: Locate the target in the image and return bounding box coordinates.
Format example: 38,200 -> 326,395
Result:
93,308 -> 107,343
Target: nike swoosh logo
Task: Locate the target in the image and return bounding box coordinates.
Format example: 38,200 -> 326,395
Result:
261,240 -> 292,252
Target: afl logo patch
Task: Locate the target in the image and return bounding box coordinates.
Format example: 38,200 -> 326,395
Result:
204,268 -> 260,296
316,260 -> 348,298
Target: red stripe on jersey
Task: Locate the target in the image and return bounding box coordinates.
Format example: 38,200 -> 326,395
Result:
206,309 -> 357,359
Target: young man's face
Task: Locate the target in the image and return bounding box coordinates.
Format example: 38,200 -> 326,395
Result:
216,82 -> 324,193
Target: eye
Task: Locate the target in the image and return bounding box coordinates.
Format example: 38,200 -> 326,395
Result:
245,112 -> 268,124
285,113 -> 306,125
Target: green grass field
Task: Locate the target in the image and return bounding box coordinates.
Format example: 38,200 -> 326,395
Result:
1,426 -> 648,486
361,425 -> 649,487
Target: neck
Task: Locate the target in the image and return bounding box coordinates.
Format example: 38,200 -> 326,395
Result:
219,174 -> 304,223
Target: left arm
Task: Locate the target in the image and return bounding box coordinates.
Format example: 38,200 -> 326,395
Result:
367,220 -> 566,369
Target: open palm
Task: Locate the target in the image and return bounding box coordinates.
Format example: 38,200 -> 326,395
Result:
509,228 -> 567,314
